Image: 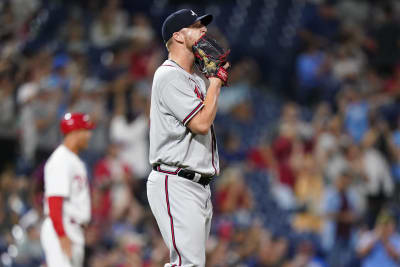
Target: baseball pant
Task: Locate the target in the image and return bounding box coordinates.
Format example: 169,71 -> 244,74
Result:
41,217 -> 84,267
147,170 -> 213,267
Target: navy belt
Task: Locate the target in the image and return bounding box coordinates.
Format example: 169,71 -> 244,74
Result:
152,164 -> 213,186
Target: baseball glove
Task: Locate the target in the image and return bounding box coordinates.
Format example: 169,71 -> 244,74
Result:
192,34 -> 230,85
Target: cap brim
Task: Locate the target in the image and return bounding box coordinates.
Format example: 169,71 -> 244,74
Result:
196,14 -> 213,26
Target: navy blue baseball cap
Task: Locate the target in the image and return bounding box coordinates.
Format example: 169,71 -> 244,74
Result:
162,9 -> 213,43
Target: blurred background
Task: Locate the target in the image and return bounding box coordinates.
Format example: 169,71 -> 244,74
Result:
1,0 -> 400,266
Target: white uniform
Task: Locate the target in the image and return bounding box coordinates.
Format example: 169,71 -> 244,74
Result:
148,60 -> 218,267
41,145 -> 91,267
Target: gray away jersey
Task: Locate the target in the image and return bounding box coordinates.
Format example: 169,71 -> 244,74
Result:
149,59 -> 219,176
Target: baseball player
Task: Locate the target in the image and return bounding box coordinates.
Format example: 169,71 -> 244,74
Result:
147,9 -> 229,267
41,113 -> 94,267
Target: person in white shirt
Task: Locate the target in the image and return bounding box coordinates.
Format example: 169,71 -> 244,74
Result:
362,131 -> 394,228
41,112 -> 94,267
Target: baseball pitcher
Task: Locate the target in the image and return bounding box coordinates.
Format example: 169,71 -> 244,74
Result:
147,9 -> 230,267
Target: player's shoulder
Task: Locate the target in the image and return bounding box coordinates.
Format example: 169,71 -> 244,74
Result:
44,147 -> 63,173
155,61 -> 186,82
45,145 -> 79,168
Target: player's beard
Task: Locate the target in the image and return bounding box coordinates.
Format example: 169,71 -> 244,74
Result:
183,32 -> 199,52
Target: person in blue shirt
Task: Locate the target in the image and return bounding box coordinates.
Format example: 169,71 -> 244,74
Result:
344,88 -> 369,144
322,170 -> 362,267
357,210 -> 400,267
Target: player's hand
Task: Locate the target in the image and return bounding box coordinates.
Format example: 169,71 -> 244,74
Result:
59,236 -> 72,258
222,62 -> 230,70
193,34 -> 230,85
208,62 -> 230,86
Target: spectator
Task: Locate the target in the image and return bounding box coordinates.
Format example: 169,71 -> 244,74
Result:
17,74 -> 39,167
279,102 -> 313,141
361,130 -> 394,228
312,101 -> 332,134
216,216 -> 262,266
272,103 -> 312,189
110,83 -> 150,180
8,0 -> 40,31
318,116 -> 354,185
299,1 -> 340,44
315,115 -> 345,176
115,233 -> 145,267
99,44 -> 131,82
90,0 -> 127,48
383,65 -> 400,97
357,210 -> 400,267
293,154 -> 324,233
331,43 -> 364,84
0,65 -> 18,170
272,128 -> 296,189
390,117 -> 400,183
125,13 -> 154,42
92,143 -> 132,224
322,170 -> 362,266
284,239 -> 325,267
63,17 -> 88,54
70,76 -> 108,154
369,4 -> 400,76
13,224 -> 42,266
218,87 -> 259,151
247,138 -> 277,172
249,231 -> 289,267
127,13 -> 159,81
359,67 -> 383,96
343,87 -> 369,144
295,41 -> 328,105
380,65 -> 400,124
33,81 -> 61,164
219,132 -> 247,168
29,162 -> 45,216
336,0 -> 369,26
215,166 -> 253,215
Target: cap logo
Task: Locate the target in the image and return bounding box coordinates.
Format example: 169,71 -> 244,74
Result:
190,10 -> 197,16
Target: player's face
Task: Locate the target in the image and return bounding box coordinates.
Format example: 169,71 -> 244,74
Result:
77,129 -> 92,150
181,21 -> 207,49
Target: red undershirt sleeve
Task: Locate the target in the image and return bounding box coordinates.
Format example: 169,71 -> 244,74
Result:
48,196 -> 66,237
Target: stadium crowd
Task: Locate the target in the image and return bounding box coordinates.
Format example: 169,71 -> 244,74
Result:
0,0 -> 400,266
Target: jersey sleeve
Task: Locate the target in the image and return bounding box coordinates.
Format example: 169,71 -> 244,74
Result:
44,159 -> 71,197
161,78 -> 204,126
48,196 -> 66,237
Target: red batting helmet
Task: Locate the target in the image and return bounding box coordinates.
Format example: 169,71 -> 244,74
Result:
60,113 -> 95,135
